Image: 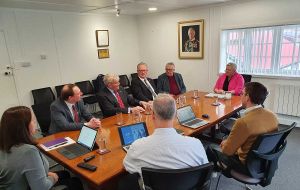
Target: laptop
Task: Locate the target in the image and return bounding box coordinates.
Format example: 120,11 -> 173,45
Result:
177,105 -> 208,129
118,122 -> 149,152
57,125 -> 98,159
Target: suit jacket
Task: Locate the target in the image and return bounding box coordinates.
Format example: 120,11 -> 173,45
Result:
49,99 -> 93,134
97,87 -> 140,117
157,72 -> 186,94
131,77 -> 157,101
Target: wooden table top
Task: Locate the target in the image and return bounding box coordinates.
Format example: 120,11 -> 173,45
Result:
37,91 -> 242,188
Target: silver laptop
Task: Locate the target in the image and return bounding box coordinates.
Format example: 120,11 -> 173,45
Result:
177,106 -> 208,129
118,122 -> 149,152
57,125 -> 98,159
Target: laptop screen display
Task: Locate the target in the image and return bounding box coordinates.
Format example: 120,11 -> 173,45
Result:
118,122 -> 149,146
177,106 -> 196,123
77,125 -> 97,149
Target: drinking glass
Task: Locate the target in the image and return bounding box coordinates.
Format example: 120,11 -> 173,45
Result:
193,90 -> 199,99
116,112 -> 123,126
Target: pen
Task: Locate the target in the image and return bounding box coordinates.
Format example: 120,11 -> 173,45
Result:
49,141 -> 68,149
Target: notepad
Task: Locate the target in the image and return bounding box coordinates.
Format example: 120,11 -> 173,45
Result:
42,138 -> 68,149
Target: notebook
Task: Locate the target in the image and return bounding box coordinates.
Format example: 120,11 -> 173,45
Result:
57,125 -> 98,159
42,138 -> 68,149
177,106 -> 208,129
118,122 -> 149,152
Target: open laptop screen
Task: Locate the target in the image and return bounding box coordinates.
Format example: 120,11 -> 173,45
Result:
177,106 -> 196,123
77,125 -> 97,150
118,122 -> 149,146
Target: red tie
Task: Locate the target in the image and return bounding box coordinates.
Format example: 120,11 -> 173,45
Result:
72,105 -> 79,123
114,91 -> 125,108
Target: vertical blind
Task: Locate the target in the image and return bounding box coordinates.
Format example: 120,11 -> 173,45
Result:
220,24 -> 300,77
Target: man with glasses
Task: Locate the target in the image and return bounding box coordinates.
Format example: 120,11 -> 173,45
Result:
97,74 -> 147,117
157,62 -> 186,96
131,62 -> 157,102
207,82 -> 278,174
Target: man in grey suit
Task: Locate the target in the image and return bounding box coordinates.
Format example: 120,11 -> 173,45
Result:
49,84 -> 101,134
157,62 -> 186,96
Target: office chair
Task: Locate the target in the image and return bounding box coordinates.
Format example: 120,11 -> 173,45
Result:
54,84 -> 67,98
216,122 -> 296,190
93,74 -> 105,93
31,87 -> 55,105
119,74 -> 132,95
241,74 -> 252,84
75,81 -> 97,104
31,103 -> 52,137
131,73 -> 138,80
153,78 -> 158,87
142,162 -> 214,190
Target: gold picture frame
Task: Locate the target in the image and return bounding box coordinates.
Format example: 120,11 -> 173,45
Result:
178,19 -> 204,59
96,30 -> 109,47
98,49 -> 109,59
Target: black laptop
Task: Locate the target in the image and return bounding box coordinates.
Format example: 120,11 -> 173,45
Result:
118,122 -> 149,152
177,106 -> 208,129
57,125 -> 98,159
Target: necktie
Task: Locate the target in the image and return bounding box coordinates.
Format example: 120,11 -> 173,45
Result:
144,79 -> 157,98
72,105 -> 79,123
115,91 -> 125,108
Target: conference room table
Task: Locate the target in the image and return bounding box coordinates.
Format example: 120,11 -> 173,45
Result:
37,91 -> 242,189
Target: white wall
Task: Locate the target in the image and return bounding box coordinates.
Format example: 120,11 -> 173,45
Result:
137,0 -> 300,112
0,8 -> 140,107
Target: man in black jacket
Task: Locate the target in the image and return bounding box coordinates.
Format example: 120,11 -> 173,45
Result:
131,62 -> 157,102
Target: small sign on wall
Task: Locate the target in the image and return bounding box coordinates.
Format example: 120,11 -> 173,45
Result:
98,49 -> 109,59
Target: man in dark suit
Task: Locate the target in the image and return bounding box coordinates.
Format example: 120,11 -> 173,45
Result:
157,62 -> 186,96
131,62 -> 157,102
97,74 -> 147,117
49,84 -> 101,134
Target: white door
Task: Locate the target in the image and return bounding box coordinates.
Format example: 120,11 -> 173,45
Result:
0,30 -> 19,116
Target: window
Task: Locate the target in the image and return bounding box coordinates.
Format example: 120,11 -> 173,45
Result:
220,24 -> 300,77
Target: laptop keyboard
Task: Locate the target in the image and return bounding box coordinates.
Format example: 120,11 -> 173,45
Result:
64,144 -> 90,155
185,119 -> 203,126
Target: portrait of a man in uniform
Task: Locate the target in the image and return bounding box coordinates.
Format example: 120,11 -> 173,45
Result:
182,25 -> 199,52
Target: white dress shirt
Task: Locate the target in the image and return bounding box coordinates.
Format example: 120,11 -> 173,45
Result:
123,128 -> 208,175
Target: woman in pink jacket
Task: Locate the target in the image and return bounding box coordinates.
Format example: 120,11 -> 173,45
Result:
214,63 -> 244,95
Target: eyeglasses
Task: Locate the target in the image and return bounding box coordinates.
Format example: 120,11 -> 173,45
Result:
138,70 -> 148,72
165,68 -> 174,71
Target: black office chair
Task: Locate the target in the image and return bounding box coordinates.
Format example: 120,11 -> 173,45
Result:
119,75 -> 132,95
216,122 -> 296,190
75,81 -> 97,105
31,103 -> 52,137
142,162 -> 214,190
31,87 -> 55,105
153,78 -> 158,87
93,74 -> 105,93
54,84 -> 67,98
131,73 -> 138,80
241,74 -> 252,84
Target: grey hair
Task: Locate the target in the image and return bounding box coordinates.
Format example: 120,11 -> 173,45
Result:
103,74 -> 119,86
166,62 -> 175,67
137,62 -> 148,69
153,93 -> 176,120
227,62 -> 237,70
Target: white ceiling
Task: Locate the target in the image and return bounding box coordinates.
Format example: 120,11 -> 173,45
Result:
0,0 -> 236,15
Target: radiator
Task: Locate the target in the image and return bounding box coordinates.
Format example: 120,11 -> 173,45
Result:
273,85 -> 300,117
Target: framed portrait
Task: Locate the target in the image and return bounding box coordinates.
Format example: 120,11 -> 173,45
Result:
98,49 -> 109,59
178,19 -> 204,59
96,30 -> 109,47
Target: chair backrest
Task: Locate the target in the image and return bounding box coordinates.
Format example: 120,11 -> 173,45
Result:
246,122 -> 296,186
75,80 -> 95,95
241,74 -> 252,84
131,73 -> 138,80
142,162 -> 214,190
55,84 -> 66,98
153,78 -> 158,87
119,75 -> 130,87
31,87 -> 55,105
94,74 -> 106,93
31,103 -> 51,136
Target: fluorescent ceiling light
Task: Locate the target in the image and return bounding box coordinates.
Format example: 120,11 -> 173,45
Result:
148,7 -> 157,11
